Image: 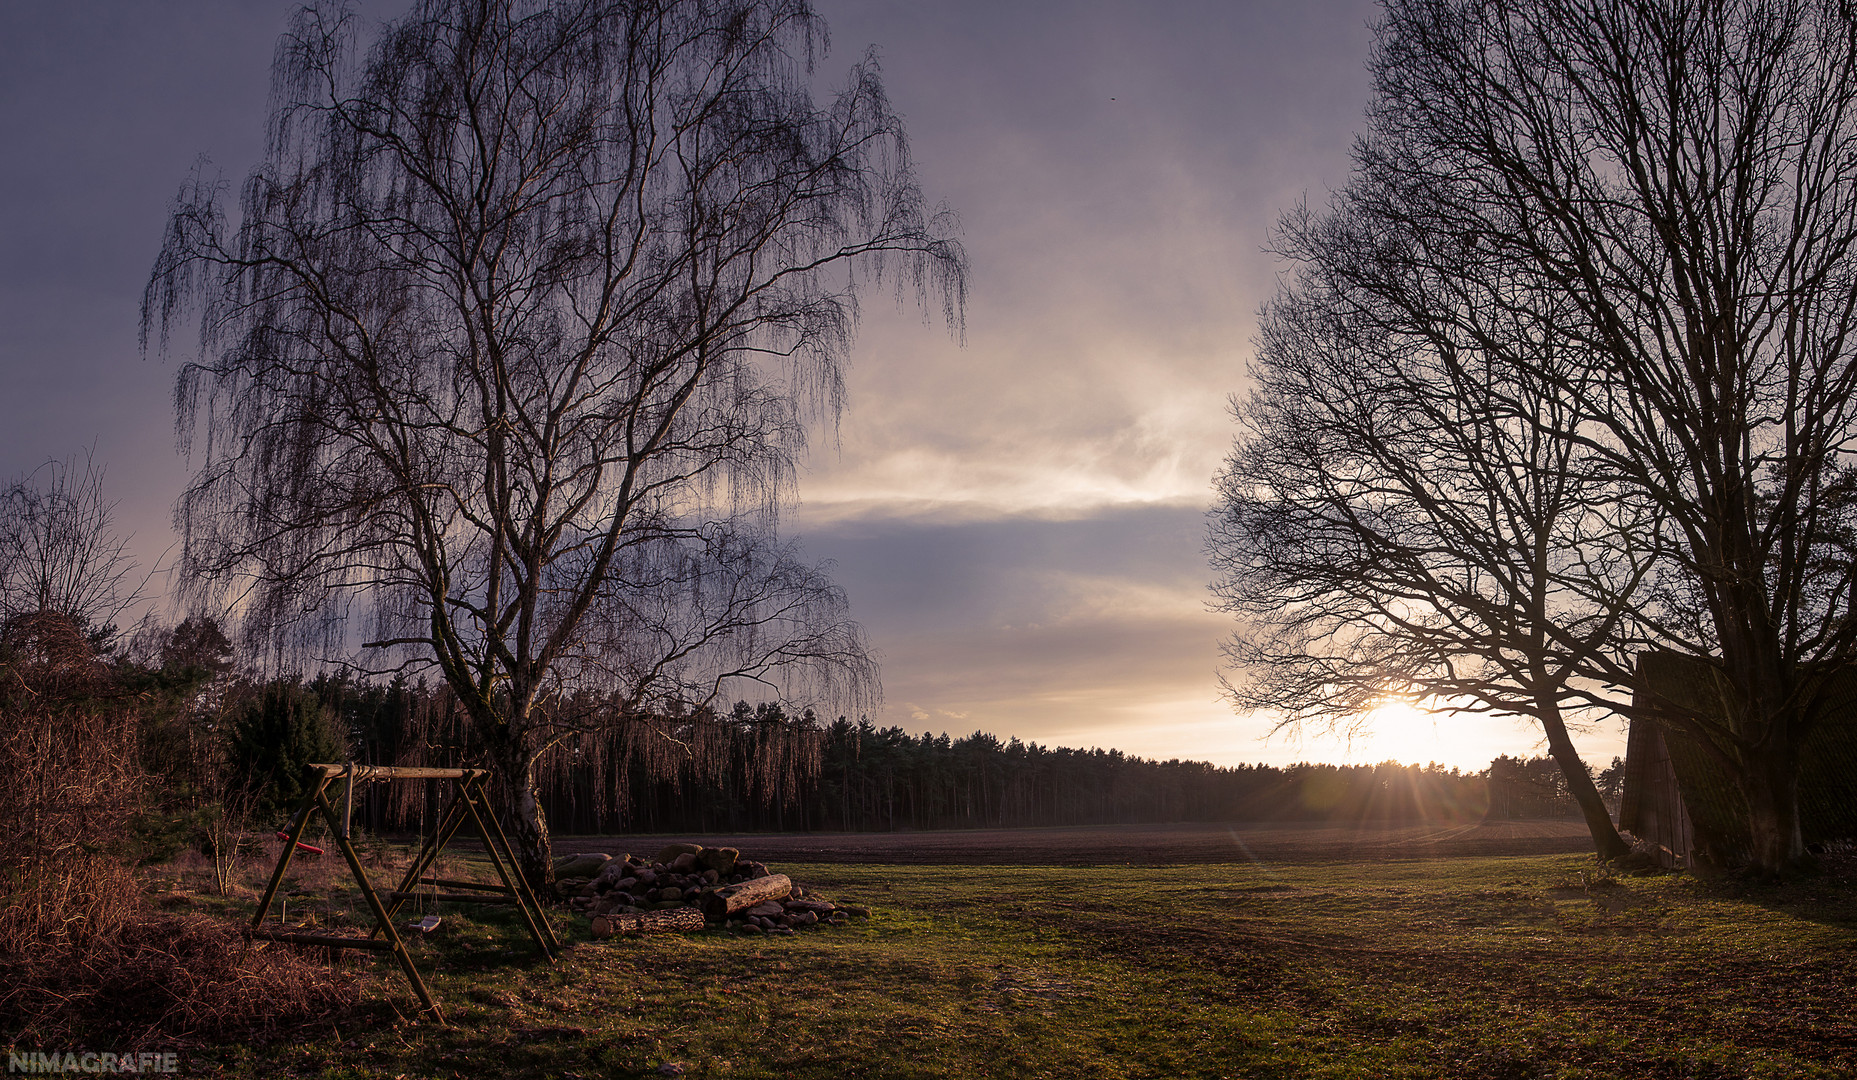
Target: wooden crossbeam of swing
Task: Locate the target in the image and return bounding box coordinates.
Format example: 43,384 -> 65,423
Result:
306,763 -> 487,781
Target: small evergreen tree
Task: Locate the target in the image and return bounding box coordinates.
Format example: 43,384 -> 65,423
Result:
228,681 -> 344,823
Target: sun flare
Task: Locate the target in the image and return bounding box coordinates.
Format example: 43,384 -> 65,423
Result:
1356,698 -> 1448,766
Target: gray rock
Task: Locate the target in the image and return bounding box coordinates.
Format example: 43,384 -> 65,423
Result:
553,853 -> 612,879
654,842 -> 703,864
697,846 -> 739,875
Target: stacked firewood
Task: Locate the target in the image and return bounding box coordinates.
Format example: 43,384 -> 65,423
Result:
552,844 -> 869,938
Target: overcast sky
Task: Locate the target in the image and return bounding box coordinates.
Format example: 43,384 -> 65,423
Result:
0,0 -> 1626,772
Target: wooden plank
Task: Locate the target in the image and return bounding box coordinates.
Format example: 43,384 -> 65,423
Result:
245,928 -> 393,951
387,891 -> 521,904
306,764 -> 484,781
424,877 -> 512,892
470,773 -> 562,955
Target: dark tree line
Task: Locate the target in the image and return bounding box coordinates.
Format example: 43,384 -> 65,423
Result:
1,601 -> 1582,929
262,677 -> 1578,834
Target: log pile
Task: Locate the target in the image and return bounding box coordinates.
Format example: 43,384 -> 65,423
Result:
553,844 -> 870,939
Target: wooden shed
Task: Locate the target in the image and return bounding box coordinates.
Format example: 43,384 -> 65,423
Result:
1619,652 -> 1857,869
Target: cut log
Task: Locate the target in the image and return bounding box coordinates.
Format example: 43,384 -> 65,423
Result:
589,907 -> 705,938
700,873 -> 792,923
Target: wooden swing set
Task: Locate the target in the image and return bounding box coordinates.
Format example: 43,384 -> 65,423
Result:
245,764 -> 560,1022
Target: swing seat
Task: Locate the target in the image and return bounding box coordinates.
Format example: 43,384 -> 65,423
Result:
406,915 -> 443,933
274,831 -> 325,855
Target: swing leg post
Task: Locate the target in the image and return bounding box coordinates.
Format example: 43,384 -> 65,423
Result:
315,788 -> 444,1023
469,772 -> 559,954
458,775 -> 558,959
251,778 -> 327,928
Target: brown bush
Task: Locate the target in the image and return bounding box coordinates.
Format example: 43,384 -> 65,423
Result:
0,611 -> 144,952
0,914 -> 355,1045
0,614 -> 359,1044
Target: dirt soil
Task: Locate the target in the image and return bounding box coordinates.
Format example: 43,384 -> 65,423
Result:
551,819 -> 1595,865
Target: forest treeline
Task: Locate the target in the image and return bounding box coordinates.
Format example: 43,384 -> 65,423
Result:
592,716 -> 1604,834
165,634 -> 1603,836
7,612 -> 1604,886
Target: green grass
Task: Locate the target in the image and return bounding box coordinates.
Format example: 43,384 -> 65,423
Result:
155,853 -> 1857,1078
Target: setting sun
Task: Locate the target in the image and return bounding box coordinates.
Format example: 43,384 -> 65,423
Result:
1355,698 -> 1447,765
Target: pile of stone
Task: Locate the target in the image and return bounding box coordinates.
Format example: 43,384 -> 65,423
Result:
551,843 -> 868,938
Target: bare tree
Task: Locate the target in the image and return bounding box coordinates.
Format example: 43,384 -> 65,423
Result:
1213,246 -> 1650,859
143,0 -> 964,886
0,451 -> 147,647
1216,0 -> 1857,872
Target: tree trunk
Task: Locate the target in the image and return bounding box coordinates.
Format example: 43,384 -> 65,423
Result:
1716,651 -> 1809,874
1539,705 -> 1630,861
489,735 -> 554,895
1739,744 -> 1806,875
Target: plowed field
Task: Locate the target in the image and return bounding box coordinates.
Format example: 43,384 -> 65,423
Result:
552,819 -> 1594,864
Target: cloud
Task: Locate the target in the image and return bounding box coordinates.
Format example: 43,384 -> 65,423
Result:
0,0 -> 1623,774
796,500 -> 1628,772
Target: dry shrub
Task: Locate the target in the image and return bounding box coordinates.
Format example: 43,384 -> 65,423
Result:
0,914 -> 355,1045
0,612 -> 143,952
0,615 -> 359,1044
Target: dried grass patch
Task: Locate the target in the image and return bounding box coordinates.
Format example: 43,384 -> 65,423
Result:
1,914 -> 356,1046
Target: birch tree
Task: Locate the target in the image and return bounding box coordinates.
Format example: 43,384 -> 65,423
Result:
144,0 -> 964,887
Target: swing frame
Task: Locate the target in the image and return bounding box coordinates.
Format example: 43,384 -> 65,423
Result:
246,764 -> 560,1022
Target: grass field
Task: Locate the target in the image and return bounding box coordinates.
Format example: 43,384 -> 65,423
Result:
109,823 -> 1856,1080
